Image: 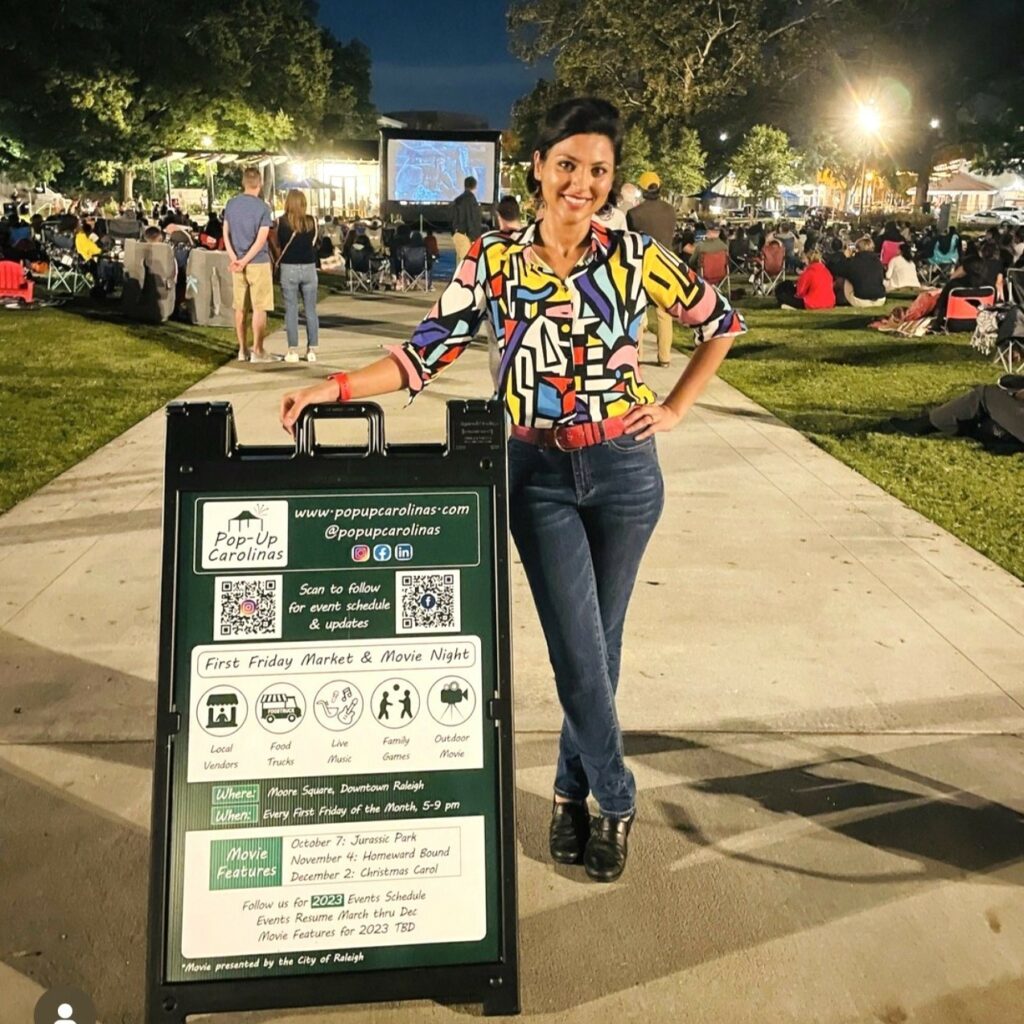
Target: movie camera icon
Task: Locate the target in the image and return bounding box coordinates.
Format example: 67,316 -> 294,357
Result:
428,675 -> 475,727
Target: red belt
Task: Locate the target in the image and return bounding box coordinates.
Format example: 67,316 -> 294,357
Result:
510,414 -> 630,451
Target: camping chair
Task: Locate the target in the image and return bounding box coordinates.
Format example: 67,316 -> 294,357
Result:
751,240 -> 785,295
398,245 -> 431,291
44,244 -> 88,294
928,236 -> 960,282
1006,268 -> 1024,307
943,286 -> 995,334
0,260 -> 34,304
697,248 -> 730,295
347,244 -> 380,293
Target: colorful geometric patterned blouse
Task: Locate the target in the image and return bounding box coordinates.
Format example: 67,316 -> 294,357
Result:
386,220 -> 747,427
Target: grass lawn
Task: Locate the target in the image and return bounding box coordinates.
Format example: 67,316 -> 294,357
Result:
0,297 -> 239,513
0,272 -> 364,514
709,295 -> 1024,582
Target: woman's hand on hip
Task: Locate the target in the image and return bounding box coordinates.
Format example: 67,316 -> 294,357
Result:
280,379 -> 340,436
622,403 -> 682,441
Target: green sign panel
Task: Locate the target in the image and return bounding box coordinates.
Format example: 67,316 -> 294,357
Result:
164,485 -> 501,981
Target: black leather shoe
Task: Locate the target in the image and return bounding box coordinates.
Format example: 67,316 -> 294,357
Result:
584,813 -> 634,882
549,800 -> 591,865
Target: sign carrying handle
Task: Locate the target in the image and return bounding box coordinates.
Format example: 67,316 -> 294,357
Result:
295,402 -> 386,457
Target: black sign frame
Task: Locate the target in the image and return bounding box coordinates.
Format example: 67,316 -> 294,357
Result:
146,400 -> 519,1021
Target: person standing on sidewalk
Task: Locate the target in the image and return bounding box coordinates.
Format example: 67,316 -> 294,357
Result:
223,167 -> 275,362
271,189 -> 320,363
450,175 -> 482,262
627,171 -> 678,367
279,97 -> 745,883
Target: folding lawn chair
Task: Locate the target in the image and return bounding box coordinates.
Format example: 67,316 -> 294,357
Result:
943,286 -> 995,334
347,244 -> 380,293
1006,268 -> 1024,307
44,245 -> 88,294
0,260 -> 34,304
697,248 -> 730,296
398,245 -> 431,291
751,240 -> 785,295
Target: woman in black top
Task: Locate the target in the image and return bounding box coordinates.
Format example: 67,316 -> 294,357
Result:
933,239 -> 1004,326
838,236 -> 886,305
273,189 -> 319,363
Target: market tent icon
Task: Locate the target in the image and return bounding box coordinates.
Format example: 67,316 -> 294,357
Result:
206,692 -> 239,728
228,509 -> 263,532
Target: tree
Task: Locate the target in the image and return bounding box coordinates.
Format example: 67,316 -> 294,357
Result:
508,0 -> 856,122
648,124 -> 706,196
0,0 -> 375,197
730,125 -> 796,206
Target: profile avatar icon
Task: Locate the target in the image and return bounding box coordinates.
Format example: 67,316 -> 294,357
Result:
33,986 -> 96,1024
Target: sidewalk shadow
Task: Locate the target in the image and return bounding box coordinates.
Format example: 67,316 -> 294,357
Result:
514,731 -> 1024,1015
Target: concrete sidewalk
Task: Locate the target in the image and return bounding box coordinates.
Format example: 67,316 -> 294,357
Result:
2,289 -> 1023,1023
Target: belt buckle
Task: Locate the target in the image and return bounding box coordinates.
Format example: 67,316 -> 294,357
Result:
553,425 -> 572,451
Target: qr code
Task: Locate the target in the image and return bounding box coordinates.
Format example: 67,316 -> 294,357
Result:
397,570 -> 461,634
214,575 -> 282,641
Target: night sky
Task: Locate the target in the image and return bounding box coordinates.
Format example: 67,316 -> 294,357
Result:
317,0 -> 546,129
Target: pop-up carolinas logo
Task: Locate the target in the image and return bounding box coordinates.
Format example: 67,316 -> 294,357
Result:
201,500 -> 289,568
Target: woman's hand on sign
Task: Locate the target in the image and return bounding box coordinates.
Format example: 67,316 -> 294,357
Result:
280,379 -> 341,436
622,402 -> 682,441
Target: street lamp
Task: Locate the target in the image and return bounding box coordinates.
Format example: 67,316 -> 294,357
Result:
855,103 -> 882,218
718,131 -> 729,142
929,118 -> 941,130
201,136 -> 215,212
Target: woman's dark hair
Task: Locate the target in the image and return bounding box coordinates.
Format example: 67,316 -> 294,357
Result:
979,239 -> 998,261
899,242 -> 912,261
525,97 -> 624,201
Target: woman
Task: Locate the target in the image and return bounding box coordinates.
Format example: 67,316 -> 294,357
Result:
932,238 -> 1005,326
878,220 -> 904,268
728,225 -> 750,267
279,98 -> 745,882
884,242 -> 921,290
775,248 -> 835,309
273,189 -> 320,363
838,236 -> 886,306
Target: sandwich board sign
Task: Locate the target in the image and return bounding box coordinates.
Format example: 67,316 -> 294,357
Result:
146,400 -> 519,1020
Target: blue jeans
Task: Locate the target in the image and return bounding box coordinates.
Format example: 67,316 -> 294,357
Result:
280,262 -> 319,349
508,432 -> 665,818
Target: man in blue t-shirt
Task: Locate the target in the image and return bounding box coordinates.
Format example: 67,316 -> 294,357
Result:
223,167 -> 274,362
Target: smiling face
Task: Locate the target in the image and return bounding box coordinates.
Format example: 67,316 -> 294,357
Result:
533,133 -> 615,229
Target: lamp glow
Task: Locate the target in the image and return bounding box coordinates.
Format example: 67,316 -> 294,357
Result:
857,106 -> 881,134
929,118 -> 941,130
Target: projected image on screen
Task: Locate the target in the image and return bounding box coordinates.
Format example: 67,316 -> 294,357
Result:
388,139 -> 495,204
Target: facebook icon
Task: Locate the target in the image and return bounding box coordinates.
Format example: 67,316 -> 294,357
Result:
396,543 -> 414,561
373,543 -> 392,562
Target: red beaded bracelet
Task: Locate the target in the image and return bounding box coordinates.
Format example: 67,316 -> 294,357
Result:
330,372 -> 352,403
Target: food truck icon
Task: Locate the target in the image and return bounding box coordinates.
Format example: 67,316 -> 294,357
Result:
259,691 -> 302,724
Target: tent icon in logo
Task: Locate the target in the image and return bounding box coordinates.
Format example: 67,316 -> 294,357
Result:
228,509 -> 263,533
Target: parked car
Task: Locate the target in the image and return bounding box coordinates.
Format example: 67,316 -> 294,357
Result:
963,209 -> 1021,227
987,206 -> 1024,224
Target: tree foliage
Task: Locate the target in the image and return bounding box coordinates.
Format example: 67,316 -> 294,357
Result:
508,0 -> 852,121
507,0 -> 1024,199
0,0 -> 375,191
730,125 -> 797,205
